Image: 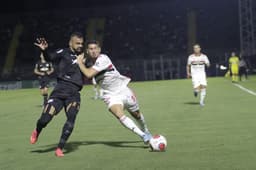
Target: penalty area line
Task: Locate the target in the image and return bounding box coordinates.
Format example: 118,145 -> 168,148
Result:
233,83 -> 256,96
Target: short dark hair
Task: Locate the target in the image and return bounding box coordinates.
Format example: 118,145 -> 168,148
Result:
86,40 -> 100,47
70,32 -> 84,39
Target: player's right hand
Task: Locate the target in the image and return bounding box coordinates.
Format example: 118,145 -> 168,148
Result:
34,38 -> 48,51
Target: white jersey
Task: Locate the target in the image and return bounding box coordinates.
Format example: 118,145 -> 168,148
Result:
92,54 -> 131,94
187,53 -> 210,76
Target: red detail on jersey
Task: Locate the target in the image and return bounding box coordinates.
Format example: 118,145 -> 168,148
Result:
108,64 -> 113,69
191,60 -> 206,64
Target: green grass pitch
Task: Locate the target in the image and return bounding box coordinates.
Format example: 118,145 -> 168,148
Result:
0,76 -> 256,170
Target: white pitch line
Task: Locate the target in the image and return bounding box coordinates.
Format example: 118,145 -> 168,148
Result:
233,83 -> 256,96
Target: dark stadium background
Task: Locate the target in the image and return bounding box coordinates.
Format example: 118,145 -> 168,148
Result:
0,0 -> 254,85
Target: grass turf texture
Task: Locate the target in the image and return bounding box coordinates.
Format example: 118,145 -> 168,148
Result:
0,77 -> 256,170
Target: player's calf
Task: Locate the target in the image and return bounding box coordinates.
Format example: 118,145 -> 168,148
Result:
30,104 -> 55,144
56,102 -> 79,153
129,110 -> 150,134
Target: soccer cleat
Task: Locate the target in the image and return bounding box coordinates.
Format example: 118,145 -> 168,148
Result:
142,133 -> 152,144
200,101 -> 205,107
30,130 -> 38,144
55,148 -> 64,157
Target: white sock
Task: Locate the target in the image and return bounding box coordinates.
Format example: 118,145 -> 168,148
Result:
99,89 -> 103,98
93,87 -> 98,98
200,88 -> 206,103
120,115 -> 145,137
136,114 -> 149,133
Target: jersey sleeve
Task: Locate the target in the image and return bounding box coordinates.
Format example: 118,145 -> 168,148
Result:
43,49 -> 63,62
34,63 -> 39,70
92,55 -> 112,72
229,57 -> 232,64
205,55 -> 210,65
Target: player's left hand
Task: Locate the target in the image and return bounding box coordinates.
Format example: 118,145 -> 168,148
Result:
34,38 -> 48,50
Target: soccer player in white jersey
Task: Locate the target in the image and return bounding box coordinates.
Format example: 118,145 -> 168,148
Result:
77,40 -> 152,143
186,44 -> 210,106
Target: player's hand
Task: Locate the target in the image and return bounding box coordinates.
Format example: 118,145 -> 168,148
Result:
77,53 -> 85,65
34,38 -> 48,51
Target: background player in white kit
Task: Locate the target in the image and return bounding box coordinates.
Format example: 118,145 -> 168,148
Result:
77,40 -> 152,144
186,44 -> 210,106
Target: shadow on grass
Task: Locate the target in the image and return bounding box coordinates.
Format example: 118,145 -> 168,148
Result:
30,140 -> 148,154
184,101 -> 199,105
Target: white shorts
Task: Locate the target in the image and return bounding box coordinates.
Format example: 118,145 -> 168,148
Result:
192,74 -> 207,88
102,87 -> 140,113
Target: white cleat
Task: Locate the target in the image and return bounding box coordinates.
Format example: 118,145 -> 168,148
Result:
142,133 -> 152,144
200,101 -> 205,107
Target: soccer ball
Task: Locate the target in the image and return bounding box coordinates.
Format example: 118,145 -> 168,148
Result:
149,135 -> 167,151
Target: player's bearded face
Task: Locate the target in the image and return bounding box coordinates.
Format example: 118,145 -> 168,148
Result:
70,37 -> 84,54
87,44 -> 100,59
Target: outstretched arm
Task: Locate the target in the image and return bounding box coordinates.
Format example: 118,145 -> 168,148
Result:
34,38 -> 62,61
186,64 -> 191,79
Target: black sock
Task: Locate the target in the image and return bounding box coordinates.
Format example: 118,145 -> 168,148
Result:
43,94 -> 48,105
58,105 -> 79,149
58,121 -> 74,149
36,113 -> 53,134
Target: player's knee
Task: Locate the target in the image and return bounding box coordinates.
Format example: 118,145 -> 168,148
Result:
66,103 -> 80,122
130,110 -> 141,119
66,102 -> 80,112
109,104 -> 125,119
43,104 -> 57,115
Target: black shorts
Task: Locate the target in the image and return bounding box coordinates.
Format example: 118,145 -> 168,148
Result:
38,76 -> 50,89
47,80 -> 82,113
239,67 -> 246,75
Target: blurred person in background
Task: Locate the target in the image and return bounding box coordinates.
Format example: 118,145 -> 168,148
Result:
34,52 -> 54,106
187,44 -> 210,107
229,52 -> 239,83
239,56 -> 249,81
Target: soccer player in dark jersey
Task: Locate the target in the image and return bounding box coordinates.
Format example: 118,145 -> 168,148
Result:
34,52 -> 54,106
30,32 -> 85,157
